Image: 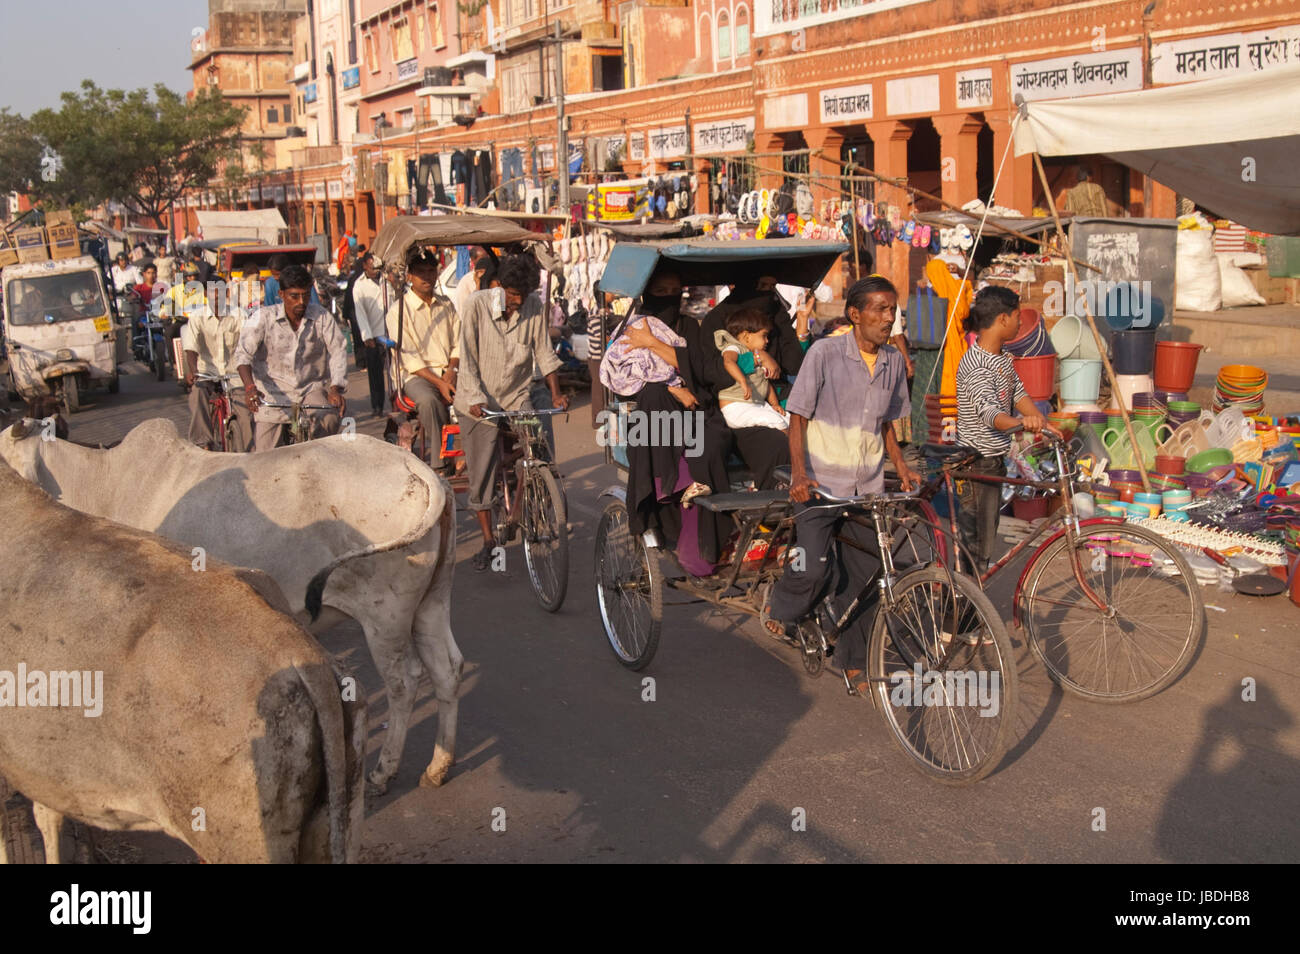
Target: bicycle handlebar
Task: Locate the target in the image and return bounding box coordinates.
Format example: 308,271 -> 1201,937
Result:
479,408 -> 567,419
808,487 -> 921,506
259,401 -> 337,411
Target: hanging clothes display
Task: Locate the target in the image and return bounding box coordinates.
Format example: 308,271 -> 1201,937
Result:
407,157 -> 420,208
500,148 -> 525,209
449,150 -> 471,207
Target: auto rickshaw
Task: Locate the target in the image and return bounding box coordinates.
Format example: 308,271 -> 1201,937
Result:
3,255 -> 120,413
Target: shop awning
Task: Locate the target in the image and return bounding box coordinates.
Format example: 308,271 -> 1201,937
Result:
915,210 -> 1065,240
1013,65 -> 1300,235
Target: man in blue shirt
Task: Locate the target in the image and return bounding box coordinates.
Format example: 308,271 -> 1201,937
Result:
263,254 -> 321,307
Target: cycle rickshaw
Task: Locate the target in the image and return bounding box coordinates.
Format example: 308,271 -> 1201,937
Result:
369,213 -> 572,611
591,238 -> 1016,783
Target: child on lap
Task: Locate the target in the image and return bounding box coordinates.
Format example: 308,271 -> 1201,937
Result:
715,307 -> 790,431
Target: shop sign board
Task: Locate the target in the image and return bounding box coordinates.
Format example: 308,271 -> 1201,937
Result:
647,125 -> 689,159
1152,24 -> 1300,85
818,83 -> 873,123
956,68 -> 994,108
693,117 -> 755,154
1011,48 -> 1143,101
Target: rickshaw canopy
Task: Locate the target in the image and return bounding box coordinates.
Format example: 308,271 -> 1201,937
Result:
221,244 -> 318,275
598,238 -> 849,298
370,213 -> 548,265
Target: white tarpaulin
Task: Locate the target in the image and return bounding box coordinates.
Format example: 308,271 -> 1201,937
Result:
195,209 -> 288,244
1014,65 -> 1300,235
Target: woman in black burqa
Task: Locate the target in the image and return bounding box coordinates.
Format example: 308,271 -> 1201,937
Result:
612,270 -> 790,575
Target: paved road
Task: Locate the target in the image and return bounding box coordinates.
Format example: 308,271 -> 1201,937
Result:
23,361 -> 1300,863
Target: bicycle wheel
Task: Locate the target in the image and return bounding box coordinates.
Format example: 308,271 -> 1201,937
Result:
866,565 -> 1018,784
888,500 -> 945,573
209,401 -> 228,452
1021,523 -> 1203,702
521,465 -> 569,612
594,498 -> 662,669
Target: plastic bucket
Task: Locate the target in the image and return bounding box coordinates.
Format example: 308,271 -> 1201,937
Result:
1059,358 -> 1103,404
1014,354 -> 1057,402
1153,341 -> 1204,392
1111,330 -> 1158,375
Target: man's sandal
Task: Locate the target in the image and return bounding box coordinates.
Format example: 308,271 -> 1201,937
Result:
844,669 -> 872,696
471,544 -> 494,572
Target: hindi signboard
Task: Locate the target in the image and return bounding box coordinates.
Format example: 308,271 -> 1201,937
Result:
1152,24 -> 1300,85
956,68 -> 994,109
693,117 -> 755,154
1011,48 -> 1143,101
818,83 -> 873,124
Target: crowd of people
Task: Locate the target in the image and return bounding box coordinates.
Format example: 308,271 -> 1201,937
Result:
116,236 -> 1051,679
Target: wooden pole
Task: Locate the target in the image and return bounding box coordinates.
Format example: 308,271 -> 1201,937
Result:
1031,151 -> 1151,494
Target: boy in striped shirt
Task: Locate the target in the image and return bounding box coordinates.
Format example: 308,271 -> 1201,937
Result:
955,286 -> 1050,571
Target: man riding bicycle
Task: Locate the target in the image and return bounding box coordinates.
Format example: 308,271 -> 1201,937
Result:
234,263 -> 348,452
181,279 -> 250,451
455,253 -> 568,571
386,250 -> 459,474
767,276 -> 920,694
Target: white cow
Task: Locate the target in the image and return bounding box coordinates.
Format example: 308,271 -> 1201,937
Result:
1,418 -> 462,794
0,458 -> 365,863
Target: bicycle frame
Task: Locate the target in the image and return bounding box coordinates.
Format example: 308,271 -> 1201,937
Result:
923,436 -> 1114,618
482,408 -> 565,539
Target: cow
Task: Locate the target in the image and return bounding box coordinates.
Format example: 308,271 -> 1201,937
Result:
0,458 -> 365,863
0,418 -> 463,795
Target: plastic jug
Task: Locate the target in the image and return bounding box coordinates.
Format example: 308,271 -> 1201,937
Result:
1076,421 -> 1109,462
1103,423 -> 1158,469
1206,407 -> 1253,449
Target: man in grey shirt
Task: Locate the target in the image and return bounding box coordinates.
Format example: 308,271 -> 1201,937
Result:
235,264 -> 349,452
455,254 -> 568,570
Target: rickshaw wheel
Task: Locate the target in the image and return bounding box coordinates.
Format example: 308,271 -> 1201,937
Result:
594,498 -> 662,670
61,375 -> 80,414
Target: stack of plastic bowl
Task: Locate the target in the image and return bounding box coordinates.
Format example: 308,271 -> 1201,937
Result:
1162,489 -> 1193,523
1108,468 -> 1144,503
1167,400 -> 1201,428
1004,307 -> 1055,358
1214,364 -> 1268,414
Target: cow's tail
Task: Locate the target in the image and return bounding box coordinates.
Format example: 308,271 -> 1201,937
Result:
305,462 -> 443,621
294,661 -> 360,863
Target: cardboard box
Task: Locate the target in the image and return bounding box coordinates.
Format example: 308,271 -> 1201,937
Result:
44,209 -> 75,230
13,227 -> 49,263
0,231 -> 18,268
1243,267 -> 1290,305
46,223 -> 79,260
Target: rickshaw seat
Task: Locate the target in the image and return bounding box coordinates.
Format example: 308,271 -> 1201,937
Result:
695,490 -> 789,514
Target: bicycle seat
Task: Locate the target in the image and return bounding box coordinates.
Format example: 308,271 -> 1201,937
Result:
922,443 -> 977,467
695,490 -> 789,514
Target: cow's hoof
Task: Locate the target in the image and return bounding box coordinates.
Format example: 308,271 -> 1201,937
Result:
365,770 -> 391,798
419,756 -> 453,788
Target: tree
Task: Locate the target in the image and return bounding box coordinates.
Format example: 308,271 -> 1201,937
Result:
29,81 -> 247,228
0,108 -> 42,198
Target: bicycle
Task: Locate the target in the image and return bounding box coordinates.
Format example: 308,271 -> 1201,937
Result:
593,477 -> 1017,784
259,399 -> 340,446
479,407 -> 570,613
915,429 -> 1204,703
194,372 -> 243,452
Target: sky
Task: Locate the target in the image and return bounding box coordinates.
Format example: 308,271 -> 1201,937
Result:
0,0 -> 210,116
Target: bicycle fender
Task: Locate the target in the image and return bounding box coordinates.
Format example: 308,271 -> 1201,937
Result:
1011,517 -> 1125,628
598,484 -> 627,506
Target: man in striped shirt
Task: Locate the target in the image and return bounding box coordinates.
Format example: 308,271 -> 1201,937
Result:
955,286 -> 1051,571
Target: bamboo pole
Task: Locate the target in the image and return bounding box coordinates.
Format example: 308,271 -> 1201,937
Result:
1031,151 -> 1151,495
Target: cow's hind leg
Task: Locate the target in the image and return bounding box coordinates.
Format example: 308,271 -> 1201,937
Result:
32,803 -> 64,864
359,615 -> 420,797
412,586 -> 464,789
